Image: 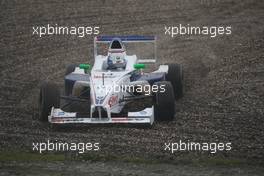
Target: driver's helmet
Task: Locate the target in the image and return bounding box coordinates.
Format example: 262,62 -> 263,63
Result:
107,53 -> 126,69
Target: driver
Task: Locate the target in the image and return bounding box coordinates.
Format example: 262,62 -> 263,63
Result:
107,53 -> 126,69
107,39 -> 127,70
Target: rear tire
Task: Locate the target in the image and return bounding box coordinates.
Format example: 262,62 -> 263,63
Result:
165,64 -> 184,99
39,82 -> 60,122
65,64 -> 78,76
154,81 -> 175,121
65,64 -> 78,95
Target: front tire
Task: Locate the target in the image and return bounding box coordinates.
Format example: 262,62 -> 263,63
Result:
165,64 -> 184,99
154,81 -> 175,121
39,82 -> 60,122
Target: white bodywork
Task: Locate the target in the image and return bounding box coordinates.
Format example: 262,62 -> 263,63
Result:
48,36 -> 166,125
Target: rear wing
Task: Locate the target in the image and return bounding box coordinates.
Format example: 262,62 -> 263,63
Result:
94,35 -> 157,63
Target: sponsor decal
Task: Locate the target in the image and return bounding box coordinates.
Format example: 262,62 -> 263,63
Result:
140,111 -> 147,115
108,95 -> 118,107
58,112 -> 65,116
135,118 -> 145,121
94,74 -> 115,79
96,96 -> 104,100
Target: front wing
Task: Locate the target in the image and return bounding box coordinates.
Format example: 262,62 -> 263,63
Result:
48,107 -> 154,125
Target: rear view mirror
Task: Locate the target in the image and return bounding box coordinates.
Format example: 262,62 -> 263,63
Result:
79,64 -> 91,70
134,63 -> 146,70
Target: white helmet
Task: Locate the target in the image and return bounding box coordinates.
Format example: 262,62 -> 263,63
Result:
107,53 -> 126,69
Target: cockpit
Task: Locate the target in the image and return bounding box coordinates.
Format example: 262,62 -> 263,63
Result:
107,39 -> 127,70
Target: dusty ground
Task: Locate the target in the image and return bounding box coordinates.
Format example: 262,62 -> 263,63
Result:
0,0 -> 264,174
1,160 -> 264,176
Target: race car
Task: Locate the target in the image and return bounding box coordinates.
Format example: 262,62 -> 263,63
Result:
39,36 -> 183,125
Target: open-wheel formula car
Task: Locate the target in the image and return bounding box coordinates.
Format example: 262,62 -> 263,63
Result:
39,36 -> 183,126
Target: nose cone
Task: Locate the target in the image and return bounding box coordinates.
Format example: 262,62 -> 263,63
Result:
94,85 -> 111,105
